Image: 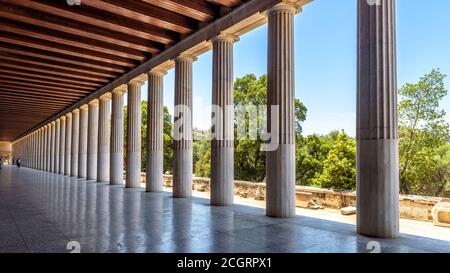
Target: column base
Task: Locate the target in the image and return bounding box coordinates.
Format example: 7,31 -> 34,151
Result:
146,150 -> 163,192
173,149 -> 192,198
266,144 -> 296,218
211,146 -> 234,206
357,139 -> 400,239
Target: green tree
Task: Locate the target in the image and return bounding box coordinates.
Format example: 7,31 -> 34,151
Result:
233,74 -> 307,182
398,69 -> 450,195
312,131 -> 356,190
192,74 -> 307,181
296,133 -> 336,186
124,102 -> 173,173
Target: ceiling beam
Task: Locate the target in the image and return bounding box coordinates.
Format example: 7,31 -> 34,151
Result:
0,82 -> 90,96
0,18 -> 155,58
0,2 -> 171,50
0,93 -> 74,105
0,52 -> 119,78
141,0 -> 217,21
0,73 -> 98,91
206,0 -> 242,7
0,31 -> 139,68
0,43 -> 127,74
80,0 -> 197,34
0,68 -> 104,87
0,59 -> 113,83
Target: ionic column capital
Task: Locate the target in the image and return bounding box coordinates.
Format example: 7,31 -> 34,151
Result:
148,68 -> 167,77
66,112 -> 72,118
99,92 -> 112,101
175,54 -> 197,63
88,98 -> 99,106
72,108 -> 80,115
128,73 -> 147,87
212,33 -> 240,44
111,84 -> 127,95
267,1 -> 302,16
80,104 -> 89,111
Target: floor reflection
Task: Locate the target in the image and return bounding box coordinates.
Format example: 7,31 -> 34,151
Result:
0,166 -> 449,253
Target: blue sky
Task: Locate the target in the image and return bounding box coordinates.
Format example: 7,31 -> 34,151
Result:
138,0 -> 450,137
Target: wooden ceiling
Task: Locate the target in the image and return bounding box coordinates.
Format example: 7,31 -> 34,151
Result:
0,0 -> 244,141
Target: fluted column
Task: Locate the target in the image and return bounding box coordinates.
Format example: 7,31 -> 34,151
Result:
45,124 -> 52,172
71,109 -> 80,177
211,34 -> 237,206
44,125 -> 49,171
30,133 -> 34,168
87,99 -> 99,180
110,87 -> 126,185
173,56 -> 194,198
98,94 -> 111,182
59,117 -> 66,175
146,69 -> 166,192
38,129 -> 43,170
65,113 -> 72,176
357,0 -> 399,239
55,119 -> 61,174
32,131 -> 37,170
266,3 -> 298,218
126,78 -> 144,188
78,105 -> 89,179
50,122 -> 56,172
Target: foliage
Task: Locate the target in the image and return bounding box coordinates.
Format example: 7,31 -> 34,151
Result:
398,69 -> 450,196
311,131 -> 356,190
124,102 -> 173,172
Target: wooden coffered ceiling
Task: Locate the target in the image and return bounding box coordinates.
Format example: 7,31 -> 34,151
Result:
0,0 -> 246,141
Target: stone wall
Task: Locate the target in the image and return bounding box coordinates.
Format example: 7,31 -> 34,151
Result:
134,173 -> 448,223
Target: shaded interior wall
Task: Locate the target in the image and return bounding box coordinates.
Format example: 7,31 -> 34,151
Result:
0,141 -> 12,164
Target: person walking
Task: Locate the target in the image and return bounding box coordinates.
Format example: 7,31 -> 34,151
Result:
16,157 -> 22,168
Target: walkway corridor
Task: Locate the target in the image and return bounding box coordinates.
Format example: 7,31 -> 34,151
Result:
0,166 -> 449,253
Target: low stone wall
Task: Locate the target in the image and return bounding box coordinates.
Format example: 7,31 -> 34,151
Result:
141,173 -> 448,222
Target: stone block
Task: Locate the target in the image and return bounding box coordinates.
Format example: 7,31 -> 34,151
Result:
254,186 -> 265,201
196,184 -> 208,192
432,202 -> 450,228
340,206 -> 356,215
296,192 -> 312,208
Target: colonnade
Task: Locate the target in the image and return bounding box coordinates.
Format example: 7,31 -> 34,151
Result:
11,1 -> 399,238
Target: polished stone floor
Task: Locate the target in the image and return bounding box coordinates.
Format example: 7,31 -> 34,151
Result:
0,165 -> 449,253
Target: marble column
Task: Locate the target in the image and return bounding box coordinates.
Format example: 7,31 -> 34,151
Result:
59,117 -> 66,175
65,113 -> 72,176
146,69 -> 166,192
44,125 -> 49,171
173,56 -> 194,198
266,3 -> 298,218
71,109 -> 80,177
33,132 -> 37,169
210,34 -> 237,206
50,122 -> 55,172
87,99 -> 99,181
38,129 -> 42,170
126,78 -> 144,188
110,87 -> 126,185
98,94 -> 111,182
45,124 -> 52,172
78,105 -> 89,179
55,119 -> 60,174
356,0 -> 399,239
